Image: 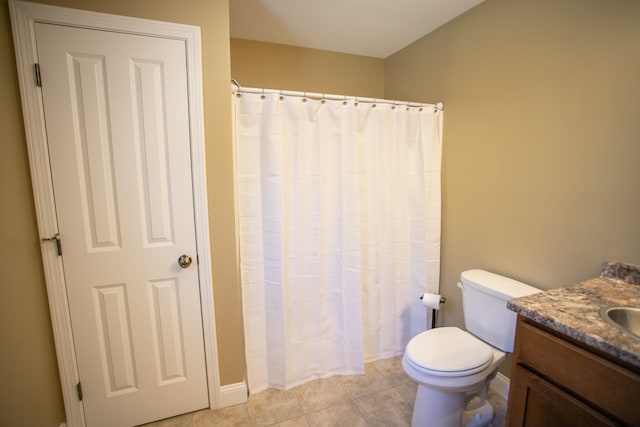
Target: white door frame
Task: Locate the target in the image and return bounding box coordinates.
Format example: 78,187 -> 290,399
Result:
9,1 -> 221,425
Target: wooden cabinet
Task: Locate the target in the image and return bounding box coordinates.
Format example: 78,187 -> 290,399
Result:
507,316 -> 640,426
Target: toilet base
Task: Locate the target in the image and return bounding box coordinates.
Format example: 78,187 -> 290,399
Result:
461,401 -> 493,427
411,384 -> 465,427
410,382 -> 496,427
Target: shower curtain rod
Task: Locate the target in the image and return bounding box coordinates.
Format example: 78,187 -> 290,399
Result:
231,79 -> 444,111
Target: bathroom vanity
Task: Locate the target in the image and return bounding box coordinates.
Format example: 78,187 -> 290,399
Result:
506,260 -> 640,426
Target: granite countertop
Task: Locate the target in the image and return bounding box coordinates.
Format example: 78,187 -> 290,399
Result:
507,260 -> 640,369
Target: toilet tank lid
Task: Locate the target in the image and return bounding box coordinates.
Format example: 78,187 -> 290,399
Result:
460,269 -> 541,300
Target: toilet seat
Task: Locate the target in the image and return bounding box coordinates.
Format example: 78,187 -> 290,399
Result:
405,327 -> 494,377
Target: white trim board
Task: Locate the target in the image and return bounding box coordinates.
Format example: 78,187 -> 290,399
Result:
219,381 -> 249,408
490,372 -> 510,401
8,1 -> 221,425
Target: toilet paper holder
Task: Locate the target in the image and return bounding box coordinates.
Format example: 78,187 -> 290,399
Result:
419,294 -> 446,329
420,294 -> 447,305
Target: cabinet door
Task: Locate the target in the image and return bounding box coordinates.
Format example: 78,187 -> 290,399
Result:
507,364 -> 616,427
515,320 -> 640,424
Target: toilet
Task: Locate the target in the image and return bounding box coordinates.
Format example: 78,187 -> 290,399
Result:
402,269 -> 541,427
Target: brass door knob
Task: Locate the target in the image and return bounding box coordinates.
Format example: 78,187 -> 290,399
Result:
178,254 -> 192,269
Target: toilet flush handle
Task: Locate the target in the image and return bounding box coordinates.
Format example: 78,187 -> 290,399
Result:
457,281 -> 464,290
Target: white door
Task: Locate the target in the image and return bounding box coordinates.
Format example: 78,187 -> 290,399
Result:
34,22 -> 208,427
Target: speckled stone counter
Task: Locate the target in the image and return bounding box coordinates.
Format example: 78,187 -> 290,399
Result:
508,260 -> 640,369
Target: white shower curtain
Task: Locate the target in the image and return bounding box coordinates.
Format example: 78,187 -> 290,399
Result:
233,90 -> 443,393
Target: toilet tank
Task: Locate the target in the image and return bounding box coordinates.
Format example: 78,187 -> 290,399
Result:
459,269 -> 541,352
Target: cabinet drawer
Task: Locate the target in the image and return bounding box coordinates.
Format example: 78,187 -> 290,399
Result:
515,320 -> 640,426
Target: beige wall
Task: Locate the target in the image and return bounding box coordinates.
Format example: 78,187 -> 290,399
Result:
0,0 -> 243,425
385,0 -> 640,333
231,38 -> 385,98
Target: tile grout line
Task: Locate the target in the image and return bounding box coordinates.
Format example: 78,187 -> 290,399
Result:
336,370 -> 369,425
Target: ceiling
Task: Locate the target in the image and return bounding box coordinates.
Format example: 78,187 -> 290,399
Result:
229,0 -> 485,59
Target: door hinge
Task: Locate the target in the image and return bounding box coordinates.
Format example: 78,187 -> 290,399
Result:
41,233 -> 62,256
34,63 -> 42,87
76,382 -> 83,401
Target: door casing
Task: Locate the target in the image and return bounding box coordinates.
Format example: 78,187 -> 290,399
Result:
9,1 -> 221,425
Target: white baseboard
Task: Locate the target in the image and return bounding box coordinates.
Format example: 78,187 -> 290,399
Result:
489,372 -> 510,400
56,384 -> 248,425
218,381 -> 248,408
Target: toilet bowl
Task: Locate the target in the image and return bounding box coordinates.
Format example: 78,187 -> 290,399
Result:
403,270 -> 541,427
403,327 -> 505,427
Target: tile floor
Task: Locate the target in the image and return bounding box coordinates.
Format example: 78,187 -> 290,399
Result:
142,356 -> 507,427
